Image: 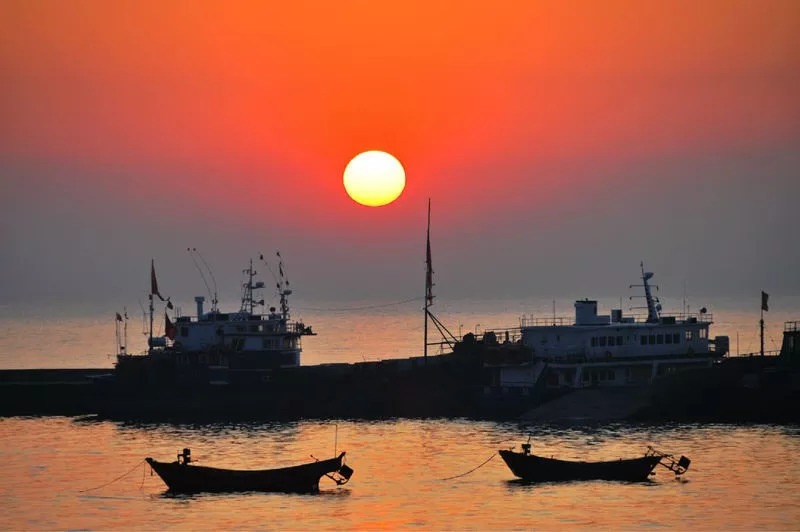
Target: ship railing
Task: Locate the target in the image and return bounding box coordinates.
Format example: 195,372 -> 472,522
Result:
519,316 -> 571,327
518,312 -> 713,327
477,327 -> 524,343
785,321 -> 799,332
666,312 -> 714,323
726,349 -> 781,357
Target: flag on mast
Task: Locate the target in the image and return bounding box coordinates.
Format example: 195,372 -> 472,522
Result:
761,291 -> 769,312
164,312 -> 176,340
425,199 -> 434,306
151,259 -> 166,301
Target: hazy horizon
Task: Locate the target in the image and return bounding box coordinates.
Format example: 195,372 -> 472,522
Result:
2,1 -> 798,308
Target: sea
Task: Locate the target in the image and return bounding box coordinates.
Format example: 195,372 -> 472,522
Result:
1,296 -> 798,529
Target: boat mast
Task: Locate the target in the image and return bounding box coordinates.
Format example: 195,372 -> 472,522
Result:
123,307 -> 128,353
760,290 -> 769,356
424,198 -> 433,362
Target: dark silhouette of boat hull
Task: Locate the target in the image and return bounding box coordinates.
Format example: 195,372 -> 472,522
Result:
146,452 -> 349,494
499,449 -> 661,482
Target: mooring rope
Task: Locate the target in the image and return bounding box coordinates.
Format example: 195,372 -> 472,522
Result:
78,459 -> 147,493
439,453 -> 497,481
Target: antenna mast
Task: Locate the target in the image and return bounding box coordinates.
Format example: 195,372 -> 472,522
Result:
630,261 -> 661,323
276,251 -> 291,321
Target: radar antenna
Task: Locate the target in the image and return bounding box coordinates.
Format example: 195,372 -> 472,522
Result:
629,261 -> 661,323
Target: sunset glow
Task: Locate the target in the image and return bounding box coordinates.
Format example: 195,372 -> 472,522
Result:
343,151 -> 406,207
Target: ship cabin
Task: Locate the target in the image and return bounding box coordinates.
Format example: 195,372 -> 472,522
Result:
520,299 -> 716,362
168,296 -> 311,368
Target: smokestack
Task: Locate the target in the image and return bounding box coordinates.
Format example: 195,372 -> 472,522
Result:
195,296 -> 205,318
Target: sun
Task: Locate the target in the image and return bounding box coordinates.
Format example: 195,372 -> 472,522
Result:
343,151 -> 406,207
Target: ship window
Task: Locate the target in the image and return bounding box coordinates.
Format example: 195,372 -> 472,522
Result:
649,335 -> 656,344
591,337 -> 597,347
700,328 -> 708,339
686,330 -> 694,341
665,334 -> 673,344
641,336 -> 647,345
673,333 -> 680,343
181,327 -> 188,337
599,337 -> 606,347
657,334 -> 664,344
608,337 -> 615,347
617,336 -> 623,346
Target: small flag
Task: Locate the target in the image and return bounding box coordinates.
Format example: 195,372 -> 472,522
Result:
165,312 -> 176,341
151,259 -> 165,301
761,291 -> 769,312
116,312 -> 123,322
166,298 -> 174,310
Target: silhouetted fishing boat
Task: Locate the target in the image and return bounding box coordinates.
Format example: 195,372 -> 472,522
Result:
146,448 -> 353,493
499,442 -> 689,482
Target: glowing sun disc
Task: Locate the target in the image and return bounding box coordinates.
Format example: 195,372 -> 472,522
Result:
343,151 -> 406,207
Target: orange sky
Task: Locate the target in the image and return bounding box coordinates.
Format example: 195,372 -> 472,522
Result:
1,0 -> 799,301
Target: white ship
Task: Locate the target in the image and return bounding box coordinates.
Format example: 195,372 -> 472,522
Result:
115,253 -> 313,386
483,263 -> 729,392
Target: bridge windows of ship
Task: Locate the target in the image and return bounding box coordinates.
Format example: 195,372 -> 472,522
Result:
591,335 -> 630,348
685,331 -> 694,341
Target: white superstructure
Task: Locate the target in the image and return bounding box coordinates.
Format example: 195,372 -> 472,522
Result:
492,263 -> 728,390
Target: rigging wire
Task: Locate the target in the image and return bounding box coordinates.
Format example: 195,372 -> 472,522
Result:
187,248 -> 213,304
295,296 -> 425,312
438,453 -> 496,481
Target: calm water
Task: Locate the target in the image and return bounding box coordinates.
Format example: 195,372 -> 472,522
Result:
1,297 -> 798,529
0,417 -> 799,529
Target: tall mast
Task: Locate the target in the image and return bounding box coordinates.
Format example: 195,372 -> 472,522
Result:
424,198 -> 433,362
760,290 -> 769,356
148,293 -> 154,349
123,307 -> 128,353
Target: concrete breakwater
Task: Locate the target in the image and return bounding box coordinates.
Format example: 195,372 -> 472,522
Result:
0,356 -> 798,423
0,356 -> 491,420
